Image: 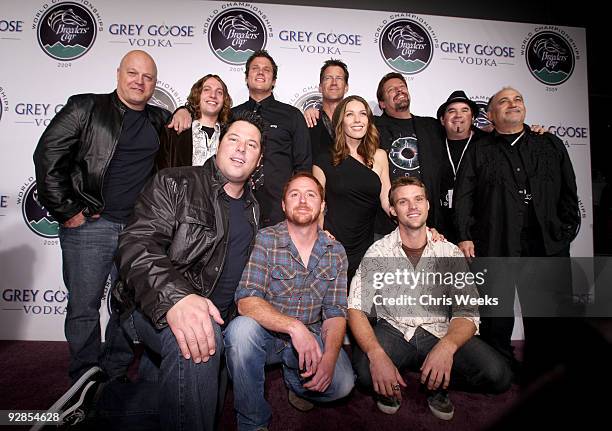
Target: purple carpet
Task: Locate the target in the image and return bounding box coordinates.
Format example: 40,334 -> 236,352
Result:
0,340 -> 522,430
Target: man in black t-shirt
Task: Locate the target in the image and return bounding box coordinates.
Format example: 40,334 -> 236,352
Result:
436,90 -> 483,243
116,112 -> 264,430
374,72 -> 445,237
34,51 -> 170,389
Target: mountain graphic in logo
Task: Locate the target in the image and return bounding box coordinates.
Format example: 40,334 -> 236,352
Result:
526,31 -> 574,86
37,3 -> 96,61
208,9 -> 266,65
22,182 -> 59,238
379,19 -> 433,75
150,87 -> 178,112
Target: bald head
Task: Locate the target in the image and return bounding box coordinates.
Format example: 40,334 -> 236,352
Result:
486,87 -> 526,134
116,50 -> 157,110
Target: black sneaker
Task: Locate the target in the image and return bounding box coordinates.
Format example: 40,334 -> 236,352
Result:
427,391 -> 454,420
375,395 -> 401,415
47,366 -> 105,427
287,390 -> 314,412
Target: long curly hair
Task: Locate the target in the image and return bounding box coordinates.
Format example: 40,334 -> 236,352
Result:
331,95 -> 379,168
186,74 -> 233,124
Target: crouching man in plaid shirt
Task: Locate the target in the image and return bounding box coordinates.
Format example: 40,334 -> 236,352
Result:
224,172 -> 355,431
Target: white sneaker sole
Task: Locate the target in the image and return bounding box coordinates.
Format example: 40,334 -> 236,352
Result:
428,404 -> 454,421
30,366 -> 102,431
376,400 -> 401,415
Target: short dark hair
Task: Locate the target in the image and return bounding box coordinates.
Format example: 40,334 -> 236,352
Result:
220,110 -> 266,154
245,49 -> 278,80
388,176 -> 428,206
282,171 -> 325,201
319,59 -> 349,84
376,72 -> 407,102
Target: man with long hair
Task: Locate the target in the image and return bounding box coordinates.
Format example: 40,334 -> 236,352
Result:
157,74 -> 232,169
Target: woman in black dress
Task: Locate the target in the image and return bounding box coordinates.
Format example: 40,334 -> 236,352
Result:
313,95 -> 391,281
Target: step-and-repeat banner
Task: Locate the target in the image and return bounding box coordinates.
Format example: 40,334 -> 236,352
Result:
0,1 -> 591,340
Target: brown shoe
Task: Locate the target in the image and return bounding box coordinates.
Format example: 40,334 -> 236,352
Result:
287,390 -> 314,412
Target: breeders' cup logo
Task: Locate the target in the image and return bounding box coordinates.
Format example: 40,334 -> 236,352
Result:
525,31 -> 574,86
149,81 -> 183,113
37,2 -> 97,61
19,179 -> 59,238
208,8 -> 266,65
379,19 -> 433,75
293,91 -> 322,114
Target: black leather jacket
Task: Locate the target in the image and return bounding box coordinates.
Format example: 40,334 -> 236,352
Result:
117,158 -> 260,329
33,91 -> 169,223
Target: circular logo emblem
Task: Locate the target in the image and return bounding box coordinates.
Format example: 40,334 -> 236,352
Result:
150,86 -> 178,112
379,19 -> 433,75
389,137 -> 419,171
294,91 -> 322,114
208,8 -> 266,65
473,101 -> 493,132
22,183 -> 59,238
37,2 -> 96,61
526,31 -> 574,86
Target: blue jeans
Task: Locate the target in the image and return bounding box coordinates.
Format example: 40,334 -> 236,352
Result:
59,216 -> 133,381
224,316 -> 355,431
352,319 -> 512,395
125,310 -> 223,431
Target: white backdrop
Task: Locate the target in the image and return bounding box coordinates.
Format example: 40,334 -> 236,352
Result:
0,0 -> 592,340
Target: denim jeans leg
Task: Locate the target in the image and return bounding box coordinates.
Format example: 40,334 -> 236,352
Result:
132,310 -> 222,431
451,334 -> 513,393
224,316 -> 279,431
59,217 -> 130,381
101,261 -> 136,379
352,319 -> 418,392
280,332 -> 354,402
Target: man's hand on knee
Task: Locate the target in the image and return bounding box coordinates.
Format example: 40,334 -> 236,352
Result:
288,320 -> 323,377
303,353 -> 335,392
420,339 -> 455,390
166,294 -> 224,363
368,348 -> 407,400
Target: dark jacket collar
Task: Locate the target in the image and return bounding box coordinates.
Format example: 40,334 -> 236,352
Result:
204,156 -> 256,203
111,90 -> 160,118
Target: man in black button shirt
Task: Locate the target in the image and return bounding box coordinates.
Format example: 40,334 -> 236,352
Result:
232,50 -> 312,227
453,86 -> 580,376
170,50 -> 312,228
34,50 -> 170,385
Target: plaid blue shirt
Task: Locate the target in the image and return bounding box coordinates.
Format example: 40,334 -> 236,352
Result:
235,220 -> 348,330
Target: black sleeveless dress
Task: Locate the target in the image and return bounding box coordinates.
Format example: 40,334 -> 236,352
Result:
315,152 -> 382,281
